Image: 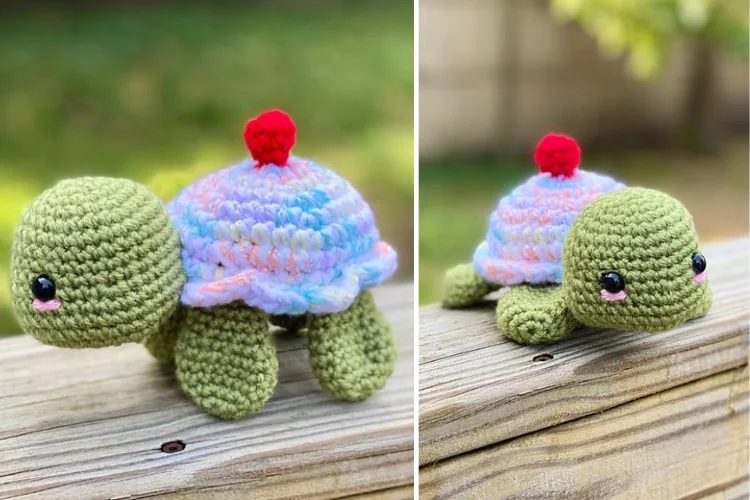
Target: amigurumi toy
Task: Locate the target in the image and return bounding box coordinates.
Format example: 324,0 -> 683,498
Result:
11,109 -> 398,419
443,133 -> 712,345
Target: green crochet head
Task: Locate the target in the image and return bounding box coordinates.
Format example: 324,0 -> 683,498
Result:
11,177 -> 185,348
562,187 -> 712,332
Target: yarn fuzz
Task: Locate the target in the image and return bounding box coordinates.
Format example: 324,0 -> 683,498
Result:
169,110 -> 397,315
473,134 -> 624,286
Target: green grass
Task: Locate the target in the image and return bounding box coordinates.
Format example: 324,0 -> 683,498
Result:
420,139 -> 749,304
0,2 -> 413,334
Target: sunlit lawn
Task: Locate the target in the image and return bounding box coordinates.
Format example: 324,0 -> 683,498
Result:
420,138 -> 749,304
0,2 -> 413,333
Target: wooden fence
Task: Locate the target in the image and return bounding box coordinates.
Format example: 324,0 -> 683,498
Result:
420,0 -> 749,159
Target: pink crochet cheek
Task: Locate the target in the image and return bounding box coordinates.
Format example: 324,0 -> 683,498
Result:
694,271 -> 706,283
600,289 -> 627,302
33,298 -> 62,312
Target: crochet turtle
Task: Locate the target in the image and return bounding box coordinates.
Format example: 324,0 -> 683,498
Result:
11,109 -> 398,419
443,134 -> 712,344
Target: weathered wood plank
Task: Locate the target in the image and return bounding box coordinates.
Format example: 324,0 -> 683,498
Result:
695,476 -> 750,500
419,238 -> 750,465
421,367 -> 749,499
345,485 -> 414,499
0,284 -> 415,500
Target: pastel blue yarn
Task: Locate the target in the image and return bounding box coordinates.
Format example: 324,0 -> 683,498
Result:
167,156 -> 398,315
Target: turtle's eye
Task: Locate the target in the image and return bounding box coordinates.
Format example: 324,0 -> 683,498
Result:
691,253 -> 706,274
692,253 -> 707,283
600,271 -> 627,302
31,275 -> 57,302
601,272 -> 625,293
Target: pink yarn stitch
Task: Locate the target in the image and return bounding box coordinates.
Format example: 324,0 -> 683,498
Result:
600,289 -> 627,302
473,170 -> 624,286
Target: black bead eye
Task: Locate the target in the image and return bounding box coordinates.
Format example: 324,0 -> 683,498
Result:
31,275 -> 57,302
691,253 -> 706,274
600,272 -> 625,293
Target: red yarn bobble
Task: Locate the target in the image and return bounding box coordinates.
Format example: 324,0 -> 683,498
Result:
533,133 -> 580,178
243,109 -> 296,167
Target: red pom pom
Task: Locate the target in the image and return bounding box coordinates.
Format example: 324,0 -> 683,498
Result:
243,109 -> 296,167
533,133 -> 581,178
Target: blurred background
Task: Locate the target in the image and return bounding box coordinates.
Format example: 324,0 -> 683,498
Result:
420,0 -> 749,304
0,1 -> 413,334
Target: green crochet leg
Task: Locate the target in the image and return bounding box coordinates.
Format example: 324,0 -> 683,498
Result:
175,305 -> 278,419
269,314 -> 308,333
307,291 -> 396,401
143,307 -> 186,364
442,263 -> 500,308
496,285 -> 579,345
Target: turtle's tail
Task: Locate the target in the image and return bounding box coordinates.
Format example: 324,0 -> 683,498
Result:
442,263 -> 499,308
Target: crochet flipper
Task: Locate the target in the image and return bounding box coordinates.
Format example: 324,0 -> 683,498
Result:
496,285 -> 579,345
143,307 -> 186,364
175,304 -> 278,419
307,291 -> 396,401
442,263 -> 500,308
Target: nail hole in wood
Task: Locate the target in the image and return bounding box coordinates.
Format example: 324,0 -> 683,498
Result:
533,353 -> 554,362
160,440 -> 186,453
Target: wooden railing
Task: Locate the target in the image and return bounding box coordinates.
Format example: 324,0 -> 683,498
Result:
0,285 -> 415,499
419,238 -> 749,498
3,237 -> 748,499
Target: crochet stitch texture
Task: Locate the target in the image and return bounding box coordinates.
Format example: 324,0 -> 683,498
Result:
168,157 -> 397,315
563,187 -> 713,332
175,303 -> 278,419
442,263 -> 500,308
443,133 -> 712,345
11,109 -> 398,420
473,170 -> 624,286
308,290 -> 396,401
11,177 -> 185,348
496,285 -> 577,345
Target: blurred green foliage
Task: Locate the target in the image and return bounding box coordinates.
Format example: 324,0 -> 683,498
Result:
420,140 -> 749,304
550,0 -> 749,77
0,1 -> 413,334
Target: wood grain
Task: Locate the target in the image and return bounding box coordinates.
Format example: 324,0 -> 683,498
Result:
347,486 -> 414,499
419,238 -> 750,465
0,284 -> 415,500
421,367 -> 749,499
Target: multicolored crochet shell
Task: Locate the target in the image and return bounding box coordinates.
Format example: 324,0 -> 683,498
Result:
472,166 -> 624,286
167,154 -> 397,315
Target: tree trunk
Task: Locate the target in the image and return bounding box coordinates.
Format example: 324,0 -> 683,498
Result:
682,39 -> 722,155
